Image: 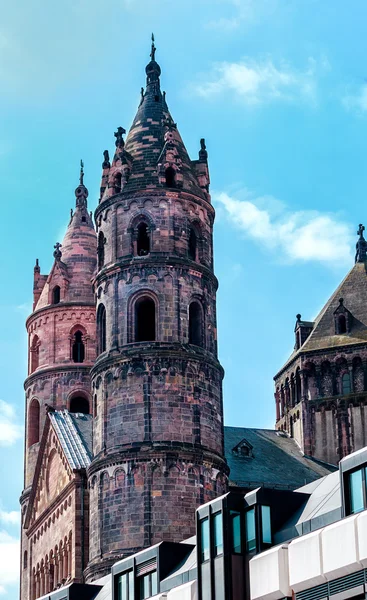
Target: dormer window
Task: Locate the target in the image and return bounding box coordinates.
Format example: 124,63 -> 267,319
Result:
232,438 -> 253,458
52,285 -> 60,304
334,298 -> 352,334
165,166 -> 176,188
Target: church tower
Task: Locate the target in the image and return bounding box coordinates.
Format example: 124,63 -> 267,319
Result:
86,38 -> 228,580
274,224 -> 367,466
20,166 -> 96,599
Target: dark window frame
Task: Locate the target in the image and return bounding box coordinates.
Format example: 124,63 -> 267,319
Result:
345,466 -> 367,516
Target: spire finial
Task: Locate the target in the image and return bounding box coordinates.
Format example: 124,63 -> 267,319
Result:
80,159 -> 84,185
150,33 -> 156,61
355,223 -> 367,263
53,242 -> 62,261
114,127 -> 126,148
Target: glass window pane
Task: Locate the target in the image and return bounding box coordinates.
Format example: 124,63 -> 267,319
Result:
128,571 -> 134,600
350,469 -> 364,514
231,511 -> 242,554
261,505 -> 271,544
246,509 -> 256,552
213,512 -> 223,556
200,518 -> 210,562
151,571 -> 158,595
118,573 -> 127,600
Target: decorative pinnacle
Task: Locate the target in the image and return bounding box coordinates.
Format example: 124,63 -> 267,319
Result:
296,314 -> 302,322
355,223 -> 367,263
53,242 -> 62,261
80,159 -> 84,185
150,33 -> 156,61
114,127 -> 126,148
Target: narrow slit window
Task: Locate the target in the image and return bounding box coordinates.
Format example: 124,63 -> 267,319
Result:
97,304 -> 106,354
137,223 -> 150,256
165,166 -> 176,188
72,330 -> 85,363
245,509 -> 256,552
98,231 -> 105,270
52,286 -> 60,304
115,172 -> 122,194
213,512 -> 223,557
342,373 -> 351,395
28,399 -> 40,447
135,297 -> 156,342
338,315 -> 347,334
231,511 -> 242,554
188,228 -> 197,261
200,518 -> 210,562
189,302 -> 203,347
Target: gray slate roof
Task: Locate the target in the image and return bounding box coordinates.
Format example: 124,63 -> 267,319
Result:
49,410 -> 93,470
224,427 -> 336,491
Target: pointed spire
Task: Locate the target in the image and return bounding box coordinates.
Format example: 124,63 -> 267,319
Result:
355,224 -> 367,263
145,33 -> 161,91
75,160 -> 89,207
150,33 -> 156,62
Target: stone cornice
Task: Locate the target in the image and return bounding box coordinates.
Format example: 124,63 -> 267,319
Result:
87,442 -> 229,478
95,188 -> 215,220
26,302 -> 96,329
24,364 -> 92,389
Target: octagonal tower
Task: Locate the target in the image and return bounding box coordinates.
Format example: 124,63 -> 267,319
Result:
86,40 -> 228,580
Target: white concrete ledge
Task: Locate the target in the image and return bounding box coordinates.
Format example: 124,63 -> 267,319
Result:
289,529 -> 326,593
250,545 -> 290,600
322,514 -> 362,581
167,580 -> 197,600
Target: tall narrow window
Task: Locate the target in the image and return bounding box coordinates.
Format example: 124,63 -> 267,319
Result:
24,551 -> 28,570
28,399 -> 40,447
70,396 -> 90,415
245,509 -> 256,552
200,518 -> 210,562
30,335 -> 40,373
52,286 -> 60,304
115,172 -> 122,194
72,330 -> 85,363
135,297 -> 156,342
342,373 -> 351,395
230,511 -> 242,554
98,231 -> 105,270
97,304 -> 106,354
189,302 -> 203,347
118,571 -> 134,600
338,315 -> 347,334
261,505 -> 271,545
137,223 -> 150,256
188,228 -> 197,261
213,512 -> 223,557
349,469 -> 364,514
165,166 -> 176,188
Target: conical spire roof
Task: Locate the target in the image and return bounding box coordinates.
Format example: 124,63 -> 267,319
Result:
115,36 -> 208,199
35,165 -> 97,310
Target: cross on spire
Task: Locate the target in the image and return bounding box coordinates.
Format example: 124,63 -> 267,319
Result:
53,242 -> 62,261
355,223 -> 367,263
150,33 -> 156,61
358,223 -> 365,238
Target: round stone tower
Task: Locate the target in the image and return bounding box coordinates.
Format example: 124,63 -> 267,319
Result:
86,40 -> 228,580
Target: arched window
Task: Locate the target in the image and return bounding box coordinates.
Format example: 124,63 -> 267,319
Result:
69,396 -> 90,414
188,228 -> 197,261
189,301 -> 203,347
98,231 -> 105,270
30,335 -> 40,373
338,315 -> 347,334
135,297 -> 156,342
295,369 -> 301,403
24,551 -> 28,569
137,222 -> 150,256
28,399 -> 40,447
52,286 -> 60,304
114,172 -> 122,194
165,166 -> 176,188
97,304 -> 106,354
342,373 -> 351,395
72,330 -> 85,363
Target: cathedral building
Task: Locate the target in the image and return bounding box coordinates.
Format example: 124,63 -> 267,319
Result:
20,38 -> 228,599
274,225 -> 367,465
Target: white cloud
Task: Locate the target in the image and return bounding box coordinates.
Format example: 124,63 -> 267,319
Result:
215,190 -> 353,266
0,530 -> 19,595
0,400 -> 22,447
194,57 -> 327,106
342,84 -> 367,113
0,510 -> 20,527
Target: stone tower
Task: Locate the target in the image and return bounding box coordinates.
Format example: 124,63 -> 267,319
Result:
86,39 -> 228,580
274,224 -> 367,465
20,166 -> 97,599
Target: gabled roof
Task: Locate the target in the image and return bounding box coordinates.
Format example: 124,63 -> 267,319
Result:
224,427 -> 336,491
49,410 -> 92,470
299,261 -> 367,352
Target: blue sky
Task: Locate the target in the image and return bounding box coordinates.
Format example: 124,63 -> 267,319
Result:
1,0 -> 367,596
